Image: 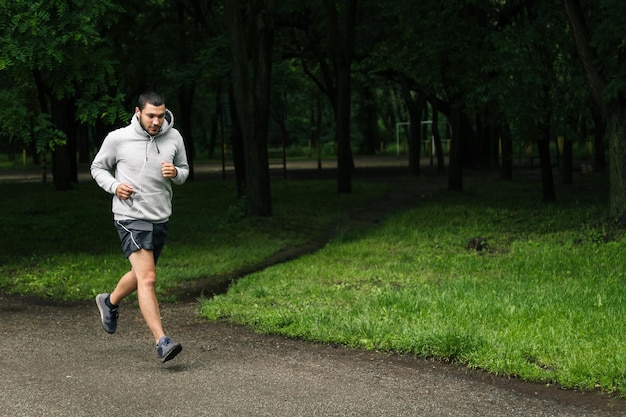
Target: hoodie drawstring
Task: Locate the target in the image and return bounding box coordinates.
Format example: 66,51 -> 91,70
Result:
144,136 -> 161,161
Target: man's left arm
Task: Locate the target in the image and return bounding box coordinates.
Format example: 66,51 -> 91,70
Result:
170,134 -> 189,185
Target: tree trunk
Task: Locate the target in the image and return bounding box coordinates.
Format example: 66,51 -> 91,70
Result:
400,79 -> 424,176
561,136 -> 573,185
208,82 -> 223,159
77,124 -> 90,164
563,0 -> 607,117
448,105 -> 463,191
247,0 -> 274,215
176,0 -> 196,181
607,112 -> 626,221
357,85 -> 378,155
324,0 -> 356,194
51,145 -> 72,190
225,0 -> 274,216
178,86 -> 196,181
224,4 -> 250,195
51,97 -> 76,190
565,0 -> 626,220
500,124 -> 513,181
432,102 -> 445,173
590,104 -> 607,171
563,0 -> 626,220
311,92 -> 323,170
228,87 -> 246,195
537,124 -> 556,202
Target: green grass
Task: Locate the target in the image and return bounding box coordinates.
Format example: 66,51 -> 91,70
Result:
0,176 -> 386,300
199,174 -> 626,396
3,168 -> 626,397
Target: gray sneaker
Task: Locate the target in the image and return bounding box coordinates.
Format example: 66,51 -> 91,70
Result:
95,293 -> 119,334
157,336 -> 182,363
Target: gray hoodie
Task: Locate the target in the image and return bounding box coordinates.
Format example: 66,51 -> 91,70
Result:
91,109 -> 189,223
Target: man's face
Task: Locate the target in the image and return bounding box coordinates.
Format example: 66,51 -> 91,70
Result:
136,103 -> 166,135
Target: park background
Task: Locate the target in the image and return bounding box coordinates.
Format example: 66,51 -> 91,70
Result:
2,0 -> 626,400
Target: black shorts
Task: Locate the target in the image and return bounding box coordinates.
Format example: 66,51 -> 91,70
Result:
114,220 -> 169,264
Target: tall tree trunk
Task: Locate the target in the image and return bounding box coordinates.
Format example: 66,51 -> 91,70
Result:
356,85 -> 378,155
607,112 -> 626,220
77,124 -> 90,164
225,0 -> 274,216
324,0 -> 357,194
176,0 -> 196,181
500,124 -> 513,181
248,0 -> 274,215
537,126 -> 556,202
51,97 -> 76,190
51,146 -> 72,190
448,105 -> 463,191
561,136 -> 573,185
208,82 -> 223,159
590,104 -> 607,171
400,84 -> 424,176
563,0 -> 626,220
536,100 -> 557,202
432,102 -> 445,173
311,92 -> 323,170
228,87 -> 246,194
33,70 -> 75,188
178,86 -> 196,181
563,0 -> 607,117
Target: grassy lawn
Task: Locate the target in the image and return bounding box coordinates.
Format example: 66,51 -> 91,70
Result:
200,172 -> 626,396
2,167 -> 625,397
0,174 -> 386,300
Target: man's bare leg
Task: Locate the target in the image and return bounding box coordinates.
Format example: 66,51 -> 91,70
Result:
119,249 -> 165,343
109,270 -> 137,305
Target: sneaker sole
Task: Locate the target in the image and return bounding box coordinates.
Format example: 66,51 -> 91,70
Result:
161,344 -> 182,363
95,294 -> 116,334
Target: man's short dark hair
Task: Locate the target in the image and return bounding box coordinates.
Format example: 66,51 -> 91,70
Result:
138,91 -> 165,110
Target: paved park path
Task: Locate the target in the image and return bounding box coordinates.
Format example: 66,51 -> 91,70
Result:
2,157 -> 625,416
2,296 -> 624,417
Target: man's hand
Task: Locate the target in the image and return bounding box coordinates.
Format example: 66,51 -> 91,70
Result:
115,183 -> 134,200
162,162 -> 178,178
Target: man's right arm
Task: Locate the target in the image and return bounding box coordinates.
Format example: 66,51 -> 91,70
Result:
90,135 -> 121,195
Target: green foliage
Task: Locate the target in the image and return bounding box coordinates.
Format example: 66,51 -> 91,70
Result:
75,94 -> 129,127
0,0 -> 616,170
0,0 -> 122,152
590,0 -> 626,104
0,88 -> 31,143
33,113 -> 66,153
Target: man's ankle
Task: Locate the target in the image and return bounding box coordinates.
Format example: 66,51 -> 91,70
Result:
105,295 -> 118,309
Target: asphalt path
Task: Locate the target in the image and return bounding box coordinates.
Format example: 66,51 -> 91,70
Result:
1,296 -> 624,417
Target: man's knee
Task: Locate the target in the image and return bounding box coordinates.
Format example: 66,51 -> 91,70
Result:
137,270 -> 157,287
129,249 -> 158,287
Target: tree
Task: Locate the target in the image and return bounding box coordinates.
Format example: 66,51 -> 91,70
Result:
0,0 -> 614,211
280,1 -> 357,193
399,77 -> 426,176
0,0 -> 121,189
225,0 -> 275,216
563,0 -> 626,220
324,0 -> 357,193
